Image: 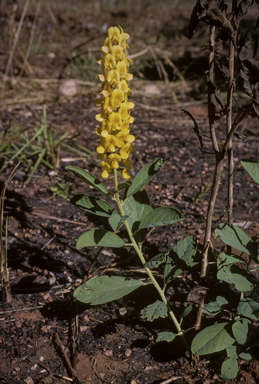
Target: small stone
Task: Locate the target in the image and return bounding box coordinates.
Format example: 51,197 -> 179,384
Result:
103,349 -> 113,357
39,356 -> 44,362
46,296 -> 54,303
41,325 -> 50,333
31,364 -> 38,371
119,307 -> 127,316
125,349 -> 132,357
15,320 -> 22,328
24,377 -> 34,384
59,80 -> 77,96
83,315 -> 90,322
49,277 -> 56,285
80,326 -> 88,332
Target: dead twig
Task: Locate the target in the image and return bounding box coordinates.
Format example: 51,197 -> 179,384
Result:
54,332 -> 80,384
0,305 -> 44,315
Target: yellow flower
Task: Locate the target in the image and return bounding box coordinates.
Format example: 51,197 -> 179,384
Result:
95,26 -> 135,179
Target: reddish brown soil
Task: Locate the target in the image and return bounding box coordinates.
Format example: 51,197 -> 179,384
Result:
1,1 -> 259,383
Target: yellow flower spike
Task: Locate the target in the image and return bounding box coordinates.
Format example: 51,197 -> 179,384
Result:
121,168 -> 131,179
103,53 -> 116,70
118,103 -> 130,121
101,160 -> 112,178
95,127 -> 102,135
108,112 -> 122,129
116,61 -> 128,78
118,80 -> 129,94
108,153 -> 121,169
107,69 -> 120,85
126,134 -> 135,143
111,45 -> 124,61
120,143 -> 134,160
123,159 -> 133,169
108,26 -> 121,43
101,37 -> 112,53
111,89 -> 124,108
95,26 -> 135,179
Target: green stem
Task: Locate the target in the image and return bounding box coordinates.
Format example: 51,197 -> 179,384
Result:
113,169 -> 191,355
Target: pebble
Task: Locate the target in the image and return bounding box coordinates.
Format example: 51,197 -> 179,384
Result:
80,326 -> 89,332
125,349 -> 132,357
24,377 -> 34,384
15,320 -> 22,328
103,349 -> 113,357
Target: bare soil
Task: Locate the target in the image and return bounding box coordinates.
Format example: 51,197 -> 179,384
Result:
1,1 -> 259,383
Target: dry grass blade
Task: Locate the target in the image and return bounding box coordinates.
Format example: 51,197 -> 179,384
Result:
5,0 -> 31,77
25,0 -> 43,60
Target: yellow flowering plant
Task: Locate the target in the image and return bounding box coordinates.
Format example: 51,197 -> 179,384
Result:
66,26 -> 192,354
95,26 -> 135,180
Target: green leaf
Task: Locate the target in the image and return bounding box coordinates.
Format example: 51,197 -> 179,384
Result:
232,319 -> 249,345
217,252 -> 245,268
157,331 -> 177,343
108,212 -> 129,232
217,264 -> 254,292
164,236 -> 196,284
180,305 -> 193,322
239,352 -> 253,360
237,298 -> 259,320
241,160 -> 259,184
145,252 -> 167,269
66,166 -> 108,196
123,188 -> 150,244
117,180 -> 132,191
164,254 -> 173,286
203,296 -> 228,316
68,194 -> 115,217
139,207 -> 184,229
126,158 -> 164,197
221,358 -> 239,380
226,346 -> 238,359
76,229 -> 125,249
170,236 -> 196,265
215,223 -> 258,258
191,323 -> 235,355
140,300 -> 168,322
74,276 -> 144,305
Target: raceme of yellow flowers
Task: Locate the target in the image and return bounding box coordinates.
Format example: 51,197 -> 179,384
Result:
95,26 -> 135,179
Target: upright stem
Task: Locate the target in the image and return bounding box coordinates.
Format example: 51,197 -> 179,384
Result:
201,25 -> 222,279
226,0 -> 237,227
113,169 -> 191,354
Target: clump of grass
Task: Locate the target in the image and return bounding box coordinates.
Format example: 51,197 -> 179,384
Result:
0,106 -> 94,184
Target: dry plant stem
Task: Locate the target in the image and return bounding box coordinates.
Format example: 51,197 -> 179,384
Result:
5,0 -> 31,77
113,170 -> 191,355
0,163 -> 20,302
201,25 -> 220,279
226,0 -> 236,227
54,332 -> 80,384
